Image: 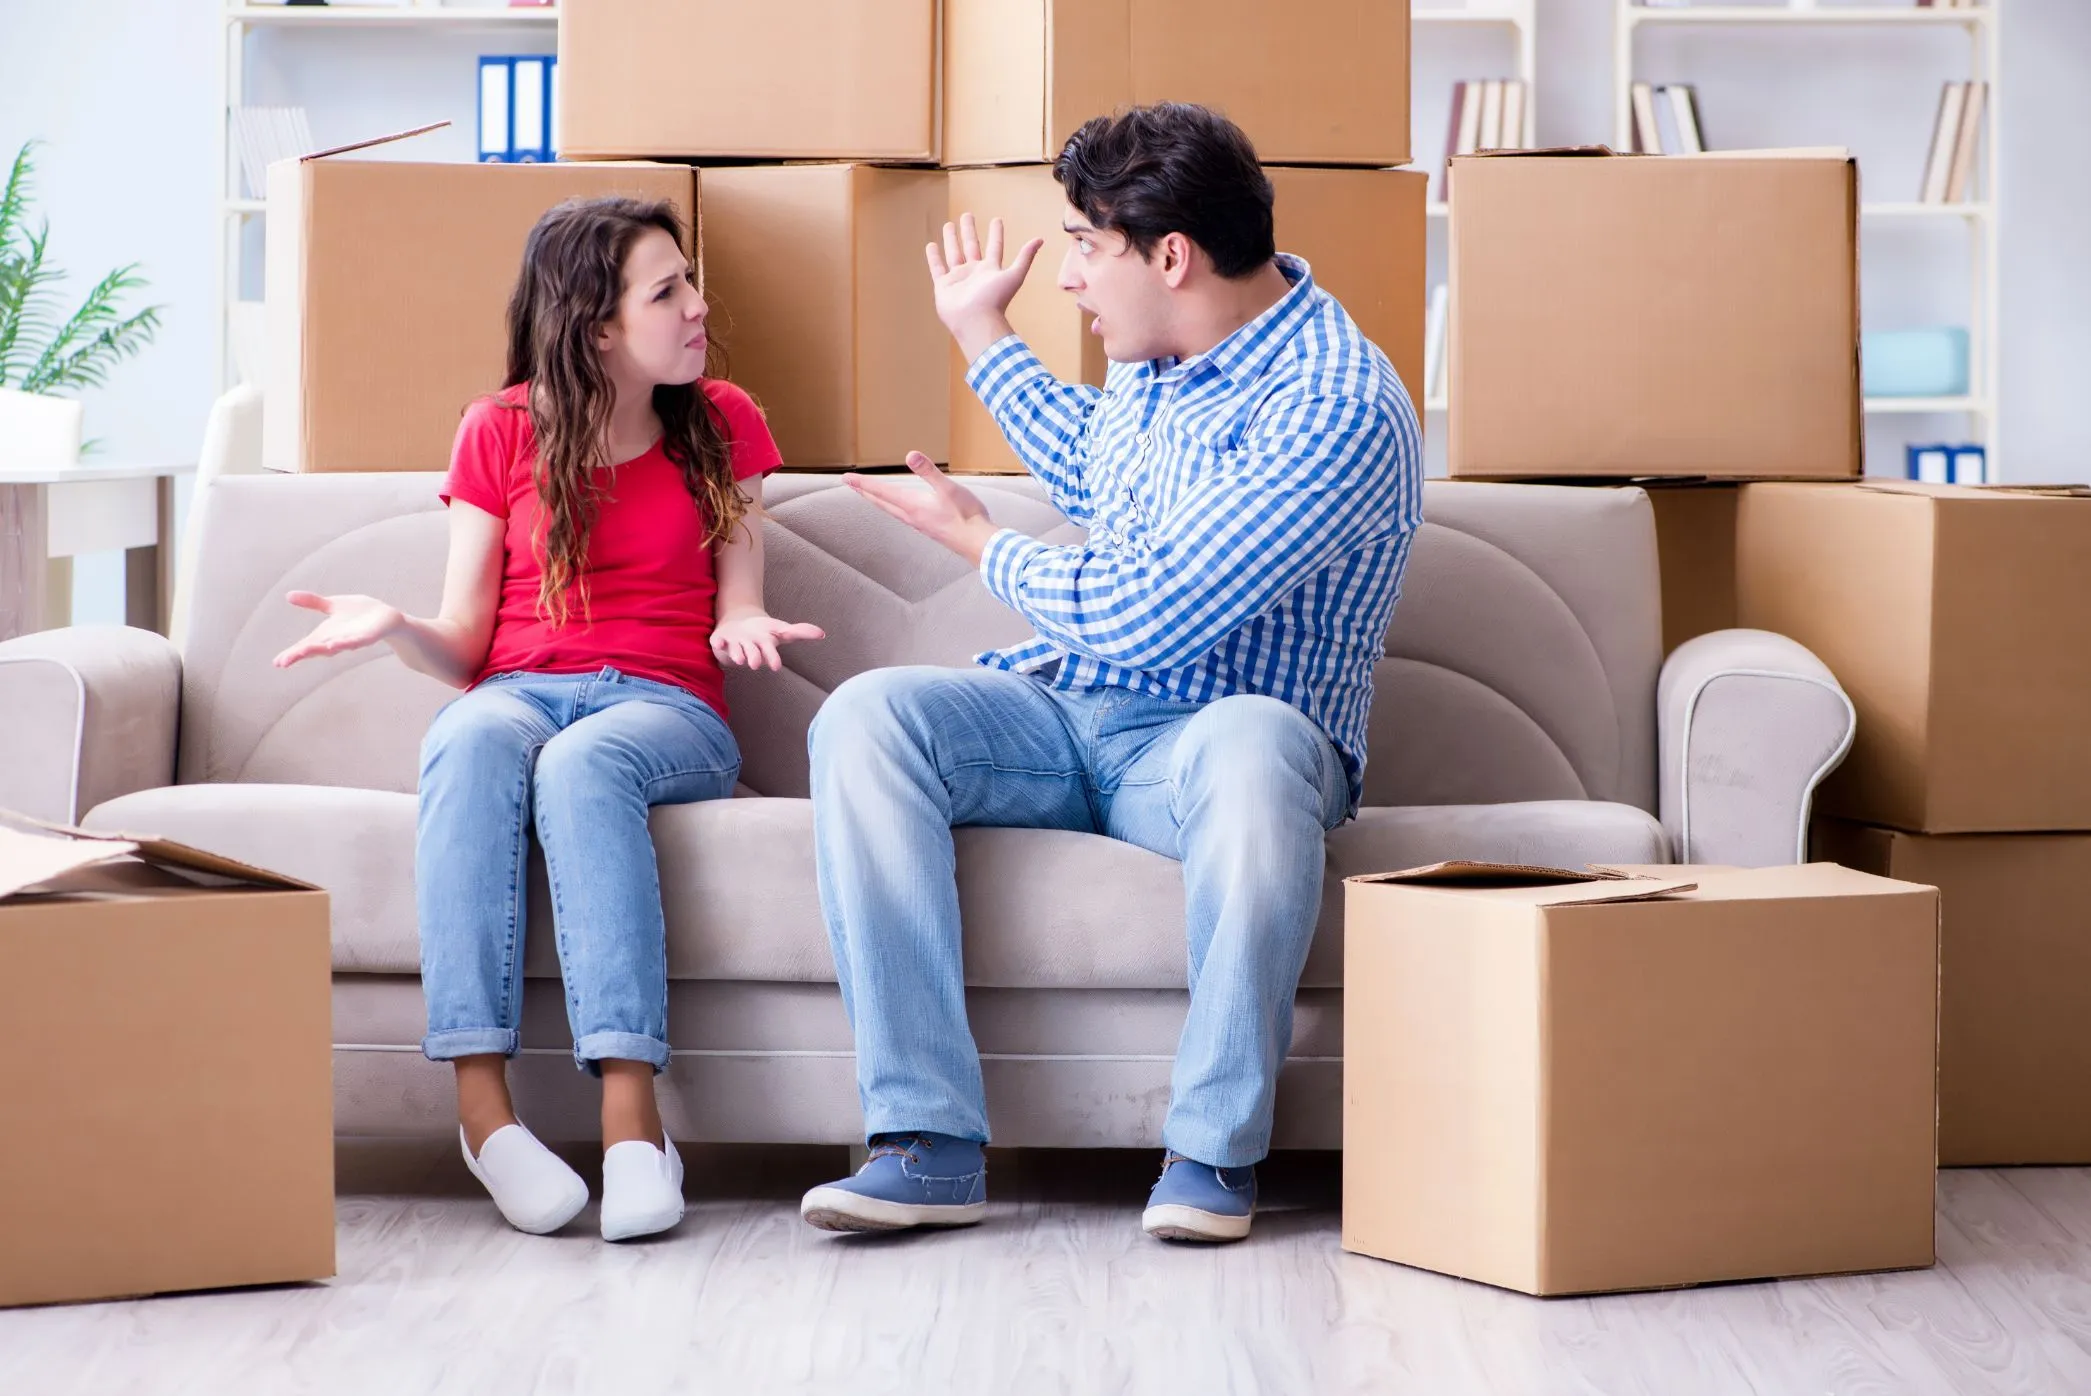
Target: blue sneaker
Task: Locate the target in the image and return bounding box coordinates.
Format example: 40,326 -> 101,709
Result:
1142,1151 -> 1256,1243
800,1132 -> 988,1233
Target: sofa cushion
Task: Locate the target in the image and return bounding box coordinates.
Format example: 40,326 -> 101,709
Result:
87,787 -> 1665,991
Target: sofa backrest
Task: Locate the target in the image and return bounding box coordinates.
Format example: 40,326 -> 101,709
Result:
177,472 -> 1660,812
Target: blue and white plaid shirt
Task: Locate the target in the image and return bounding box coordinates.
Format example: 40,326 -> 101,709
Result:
968,254 -> 1423,814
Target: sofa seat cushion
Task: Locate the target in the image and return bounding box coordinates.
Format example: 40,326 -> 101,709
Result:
87,788 -> 1666,990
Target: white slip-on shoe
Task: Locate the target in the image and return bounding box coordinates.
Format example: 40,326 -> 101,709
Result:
461,1123 -> 590,1235
600,1133 -> 686,1242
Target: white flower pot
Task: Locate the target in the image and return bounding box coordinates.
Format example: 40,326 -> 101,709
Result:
0,387 -> 84,470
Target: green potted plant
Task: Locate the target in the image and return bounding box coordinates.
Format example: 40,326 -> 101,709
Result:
0,140 -> 163,468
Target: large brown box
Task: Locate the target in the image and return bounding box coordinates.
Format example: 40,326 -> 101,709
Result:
1447,149 -> 1861,482
1738,481 -> 2091,834
557,0 -> 939,162
700,164 -> 949,469
1817,819 -> 2091,1166
943,0 -> 1411,169
1342,860 -> 1939,1297
947,165 -> 1427,475
1648,483 -> 1741,654
265,141 -> 697,473
0,820 -> 334,1309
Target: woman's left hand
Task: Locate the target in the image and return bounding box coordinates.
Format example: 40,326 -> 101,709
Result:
711,613 -> 826,672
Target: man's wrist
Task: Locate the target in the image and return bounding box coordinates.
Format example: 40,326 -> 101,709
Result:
951,311 -> 1017,366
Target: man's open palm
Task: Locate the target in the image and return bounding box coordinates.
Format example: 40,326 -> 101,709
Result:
926,212 -> 1044,335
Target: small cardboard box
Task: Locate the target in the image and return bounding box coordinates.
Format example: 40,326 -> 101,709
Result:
0,817 -> 334,1309
557,0 -> 939,162
265,130 -> 697,473
1817,819 -> 2091,1166
699,164 -> 950,469
1738,481 -> 2091,834
1342,860 -> 1938,1297
1447,148 -> 1860,482
1647,482 -> 1741,654
947,165 -> 1426,475
943,0 -> 1411,168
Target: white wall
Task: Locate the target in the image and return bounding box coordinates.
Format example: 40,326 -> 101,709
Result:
1,0 -> 2086,626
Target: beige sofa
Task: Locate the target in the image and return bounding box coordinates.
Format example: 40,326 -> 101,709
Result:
0,473 -> 1853,1149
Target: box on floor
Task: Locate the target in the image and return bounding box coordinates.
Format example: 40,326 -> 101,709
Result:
265,134 -> 698,474
1738,481 -> 2091,834
0,819 -> 333,1309
944,0 -> 1412,168
1342,860 -> 1939,1297
1816,819 -> 2091,1167
947,165 -> 1427,475
699,164 -> 950,469
1446,148 -> 1860,482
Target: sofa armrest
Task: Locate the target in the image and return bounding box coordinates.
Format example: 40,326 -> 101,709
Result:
1658,629 -> 1855,867
0,625 -> 181,824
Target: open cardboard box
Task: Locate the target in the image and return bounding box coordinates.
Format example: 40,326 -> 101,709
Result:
1342,858 -> 1939,1297
0,816 -> 334,1308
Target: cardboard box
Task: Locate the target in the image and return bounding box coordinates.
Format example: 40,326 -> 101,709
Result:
948,165 -> 1426,475
1738,481 -> 2091,834
1816,819 -> 2091,1166
1647,483 -> 1740,654
700,164 -> 949,469
557,0 -> 939,161
944,0 -> 1411,168
1447,149 -> 1860,482
1342,860 -> 1938,1297
266,133 -> 696,473
0,818 -> 334,1308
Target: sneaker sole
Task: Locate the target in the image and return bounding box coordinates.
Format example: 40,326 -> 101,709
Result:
601,1203 -> 686,1243
800,1186 -> 986,1233
1142,1203 -> 1252,1243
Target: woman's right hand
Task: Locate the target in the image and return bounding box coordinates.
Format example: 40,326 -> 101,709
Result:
273,591 -> 405,669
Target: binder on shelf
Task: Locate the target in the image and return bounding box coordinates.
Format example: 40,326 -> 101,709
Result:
1920,81 -> 1970,203
1630,82 -> 1662,154
1906,444 -> 1952,485
478,55 -> 558,163
1950,445 -> 1988,485
231,106 -> 315,200
1945,81 -> 1987,202
1666,86 -> 1703,154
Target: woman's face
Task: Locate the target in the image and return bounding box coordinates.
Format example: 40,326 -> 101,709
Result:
599,226 -> 708,387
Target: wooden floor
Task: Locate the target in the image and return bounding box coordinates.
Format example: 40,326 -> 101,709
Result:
7,1145 -> 2091,1395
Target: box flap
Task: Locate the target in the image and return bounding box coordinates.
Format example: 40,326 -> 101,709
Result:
1854,480 -> 2091,502
303,121 -> 451,164
1455,145 -> 1617,162
0,813 -> 316,900
1347,861 -> 1697,906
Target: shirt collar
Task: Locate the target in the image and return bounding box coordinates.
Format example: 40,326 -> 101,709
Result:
1147,253 -> 1318,390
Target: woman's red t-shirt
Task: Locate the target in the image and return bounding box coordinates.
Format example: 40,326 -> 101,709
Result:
440,380 -> 782,718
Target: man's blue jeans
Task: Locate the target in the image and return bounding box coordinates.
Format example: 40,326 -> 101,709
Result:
810,666 -> 1349,1168
416,668 -> 741,1073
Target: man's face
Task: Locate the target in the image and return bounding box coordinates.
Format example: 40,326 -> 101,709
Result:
1056,204 -> 1174,364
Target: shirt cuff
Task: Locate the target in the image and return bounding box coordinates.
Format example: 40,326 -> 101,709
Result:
980,527 -> 1049,612
964,335 -> 1052,418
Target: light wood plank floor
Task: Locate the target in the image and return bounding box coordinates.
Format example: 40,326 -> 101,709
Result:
7,1145 -> 2091,1395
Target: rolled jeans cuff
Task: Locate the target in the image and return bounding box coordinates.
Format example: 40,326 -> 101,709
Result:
574,1030 -> 671,1075
423,1027 -> 520,1062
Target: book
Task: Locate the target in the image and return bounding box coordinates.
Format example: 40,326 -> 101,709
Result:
1479,79 -> 1504,152
1945,80 -> 1986,202
1920,81 -> 1968,203
1438,81 -> 1469,202
1500,79 -> 1526,152
1631,82 -> 1662,154
1424,283 -> 1450,402
1653,88 -> 1683,157
1665,85 -> 1704,154
231,105 -> 314,200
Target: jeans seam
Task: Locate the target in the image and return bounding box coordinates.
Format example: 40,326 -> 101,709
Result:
499,735 -> 548,1033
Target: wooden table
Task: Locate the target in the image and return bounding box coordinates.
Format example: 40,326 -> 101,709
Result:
0,462 -> 196,642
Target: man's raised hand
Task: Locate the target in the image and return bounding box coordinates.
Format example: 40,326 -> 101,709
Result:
926,212 -> 1045,361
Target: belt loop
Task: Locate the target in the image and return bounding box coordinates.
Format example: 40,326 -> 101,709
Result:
603,666 -> 624,682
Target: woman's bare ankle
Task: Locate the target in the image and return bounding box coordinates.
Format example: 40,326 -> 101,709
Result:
455,1055 -> 520,1155
599,1059 -> 664,1150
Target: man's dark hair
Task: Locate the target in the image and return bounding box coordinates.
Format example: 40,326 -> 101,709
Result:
1053,103 -> 1276,280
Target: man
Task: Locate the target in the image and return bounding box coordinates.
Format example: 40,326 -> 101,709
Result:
798,103 -> 1422,1243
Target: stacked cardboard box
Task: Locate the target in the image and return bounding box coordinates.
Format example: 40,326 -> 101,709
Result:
1735,481 -> 2091,1166
559,0 -> 1423,474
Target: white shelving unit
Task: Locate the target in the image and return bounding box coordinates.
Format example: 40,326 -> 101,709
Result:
213,2 -> 561,390
1416,0 -> 1538,415
1613,0 -> 2003,468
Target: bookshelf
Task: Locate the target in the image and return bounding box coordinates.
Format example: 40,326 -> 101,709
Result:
213,3 -> 561,390
1613,0 -> 2003,469
1416,0 -> 1538,415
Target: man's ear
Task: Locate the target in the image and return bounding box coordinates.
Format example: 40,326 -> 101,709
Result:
1158,231 -> 1196,290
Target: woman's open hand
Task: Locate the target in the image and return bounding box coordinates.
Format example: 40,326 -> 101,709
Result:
273,591 -> 404,669
711,613 -> 825,672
